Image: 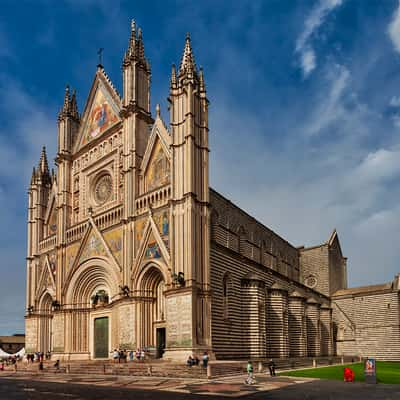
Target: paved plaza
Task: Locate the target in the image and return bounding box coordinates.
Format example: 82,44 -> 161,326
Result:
1,371 -> 400,399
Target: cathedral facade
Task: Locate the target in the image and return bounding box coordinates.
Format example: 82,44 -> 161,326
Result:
26,22 -> 398,362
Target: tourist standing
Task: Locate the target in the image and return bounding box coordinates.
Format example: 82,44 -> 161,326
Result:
202,352 -> 209,368
113,349 -> 119,363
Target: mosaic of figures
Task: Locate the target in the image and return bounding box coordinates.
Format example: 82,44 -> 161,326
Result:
135,209 -> 169,255
48,207 -> 57,236
153,209 -> 169,249
79,231 -> 107,264
145,231 -> 162,260
80,85 -> 119,148
103,227 -> 122,265
145,139 -> 170,192
66,242 -> 80,274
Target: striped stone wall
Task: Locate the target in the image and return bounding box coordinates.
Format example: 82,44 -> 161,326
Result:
288,292 -> 307,357
333,288 -> 400,361
306,299 -> 321,357
268,286 -> 289,358
210,243 -> 332,360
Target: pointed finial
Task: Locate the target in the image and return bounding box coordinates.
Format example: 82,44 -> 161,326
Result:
179,32 -> 196,76
199,66 -> 205,91
63,85 -> 70,112
171,64 -> 177,88
70,89 -> 79,120
137,27 -> 145,60
156,103 -> 161,118
30,167 -> 36,185
128,19 -> 136,57
39,146 -> 49,175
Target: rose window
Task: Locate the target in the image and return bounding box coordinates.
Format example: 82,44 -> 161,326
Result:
94,174 -> 113,205
305,275 -> 317,288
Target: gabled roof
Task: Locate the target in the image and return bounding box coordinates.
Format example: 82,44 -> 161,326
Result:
73,66 -> 122,153
140,113 -> 171,174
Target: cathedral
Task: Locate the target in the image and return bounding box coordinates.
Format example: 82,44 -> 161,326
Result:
25,22 -> 400,362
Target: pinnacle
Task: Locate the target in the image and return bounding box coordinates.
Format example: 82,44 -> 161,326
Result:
199,66 -> 206,91
170,63 -> 177,87
123,19 -> 147,66
39,146 -> 49,175
179,32 -> 196,76
63,85 -> 70,112
30,167 -> 36,185
70,89 -> 79,120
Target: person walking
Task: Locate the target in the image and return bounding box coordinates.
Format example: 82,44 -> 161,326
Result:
268,359 -> 276,376
245,361 -> 255,384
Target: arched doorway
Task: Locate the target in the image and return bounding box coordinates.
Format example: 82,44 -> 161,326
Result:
38,292 -> 53,353
137,265 -> 166,358
64,258 -> 120,358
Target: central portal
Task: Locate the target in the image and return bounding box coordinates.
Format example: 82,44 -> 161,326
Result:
156,327 -> 166,358
94,317 -> 109,358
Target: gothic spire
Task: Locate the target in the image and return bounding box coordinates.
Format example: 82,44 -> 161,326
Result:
199,67 -> 206,92
70,89 -> 79,120
62,85 -> 70,113
170,63 -> 177,88
30,167 -> 36,186
137,27 -> 144,59
179,32 -> 197,77
126,19 -> 136,59
38,146 -> 49,176
123,19 -> 148,68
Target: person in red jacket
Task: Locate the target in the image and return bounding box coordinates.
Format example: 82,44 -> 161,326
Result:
344,367 -> 355,382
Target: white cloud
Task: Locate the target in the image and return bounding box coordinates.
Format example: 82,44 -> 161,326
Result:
305,64 -> 350,135
388,0 -> 400,54
300,48 -> 317,76
389,95 -> 400,107
295,0 -> 344,77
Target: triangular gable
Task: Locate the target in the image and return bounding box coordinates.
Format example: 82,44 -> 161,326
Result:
327,229 -> 343,257
74,68 -> 121,152
133,214 -> 170,276
35,255 -> 56,299
65,217 -> 122,285
141,117 -> 171,173
44,184 -> 58,236
141,120 -> 171,192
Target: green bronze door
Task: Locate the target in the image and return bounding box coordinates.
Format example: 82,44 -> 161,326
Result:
94,317 -> 109,358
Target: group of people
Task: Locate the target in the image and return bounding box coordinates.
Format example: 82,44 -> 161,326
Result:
112,348 -> 146,363
245,359 -> 277,385
186,352 -> 209,368
26,351 -> 51,363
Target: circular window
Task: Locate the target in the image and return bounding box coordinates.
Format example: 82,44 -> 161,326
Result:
305,275 -> 317,289
94,174 -> 113,205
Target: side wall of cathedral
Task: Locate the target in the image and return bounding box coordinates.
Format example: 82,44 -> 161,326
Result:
209,190 -> 334,360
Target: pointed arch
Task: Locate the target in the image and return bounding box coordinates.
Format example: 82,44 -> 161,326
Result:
64,258 -> 120,308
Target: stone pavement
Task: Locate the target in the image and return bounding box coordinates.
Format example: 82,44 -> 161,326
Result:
0,370 -> 313,397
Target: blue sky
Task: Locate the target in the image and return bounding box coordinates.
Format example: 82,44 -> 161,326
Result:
1,0 -> 400,334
